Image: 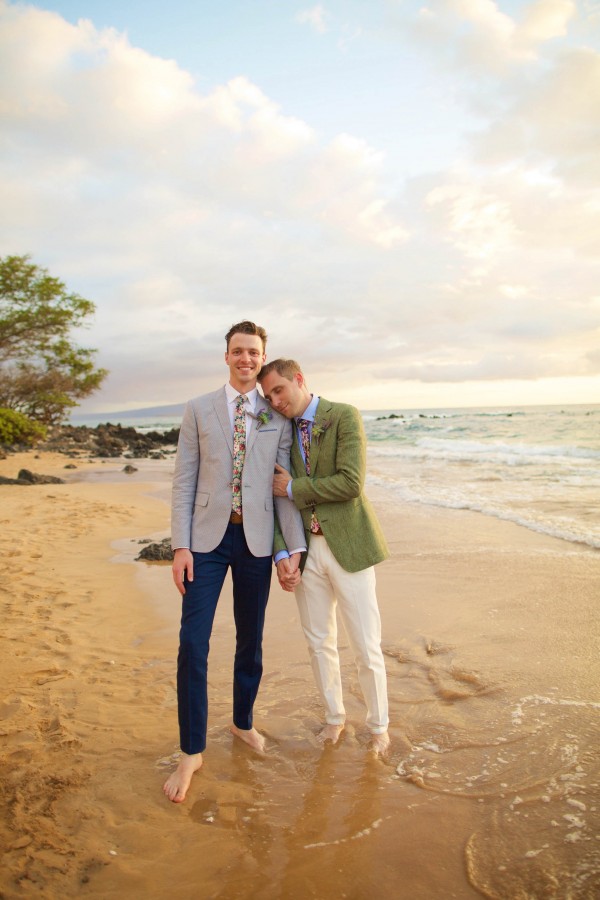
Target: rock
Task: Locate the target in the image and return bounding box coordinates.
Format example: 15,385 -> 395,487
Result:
17,469 -> 65,484
38,422 -> 180,459
64,463 -> 77,469
0,474 -> 32,485
123,464 -> 138,474
136,538 -> 174,562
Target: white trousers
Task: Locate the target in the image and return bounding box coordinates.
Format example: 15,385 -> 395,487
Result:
294,535 -> 389,734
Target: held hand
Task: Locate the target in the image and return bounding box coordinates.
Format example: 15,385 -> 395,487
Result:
287,552 -> 301,575
172,548 -> 194,596
273,463 -> 292,497
276,557 -> 301,592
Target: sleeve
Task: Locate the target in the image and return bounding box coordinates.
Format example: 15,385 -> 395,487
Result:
170,401 -> 200,550
273,417 -> 306,552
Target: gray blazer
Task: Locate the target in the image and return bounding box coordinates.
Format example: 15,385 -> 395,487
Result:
171,387 -> 305,558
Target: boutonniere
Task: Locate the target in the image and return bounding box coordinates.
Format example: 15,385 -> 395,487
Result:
312,419 -> 332,443
249,408 -> 273,429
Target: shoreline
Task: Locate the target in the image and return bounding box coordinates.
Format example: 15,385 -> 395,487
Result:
1,450 -> 598,898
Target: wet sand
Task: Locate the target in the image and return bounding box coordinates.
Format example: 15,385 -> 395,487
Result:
0,451 -> 598,899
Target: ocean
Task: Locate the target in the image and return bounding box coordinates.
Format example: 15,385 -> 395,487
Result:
364,404 -> 600,551
72,402 -> 600,551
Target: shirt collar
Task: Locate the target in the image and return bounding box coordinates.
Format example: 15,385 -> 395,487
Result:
225,383 -> 258,410
296,394 -> 320,424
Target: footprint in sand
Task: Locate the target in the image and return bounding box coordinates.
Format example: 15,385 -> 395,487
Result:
34,668 -> 73,685
0,697 -> 23,720
52,631 -> 73,646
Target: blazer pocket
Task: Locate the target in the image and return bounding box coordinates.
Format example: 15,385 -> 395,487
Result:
257,428 -> 277,433
194,492 -> 210,509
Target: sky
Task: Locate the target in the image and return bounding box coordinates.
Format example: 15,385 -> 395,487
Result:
1,0 -> 599,413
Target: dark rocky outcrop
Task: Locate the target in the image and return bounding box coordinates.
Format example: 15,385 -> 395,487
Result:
136,538 -> 174,562
0,468 -> 66,486
37,423 -> 180,459
17,468 -> 65,485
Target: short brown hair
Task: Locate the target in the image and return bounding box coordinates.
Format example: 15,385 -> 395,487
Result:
257,358 -> 302,382
225,320 -> 267,351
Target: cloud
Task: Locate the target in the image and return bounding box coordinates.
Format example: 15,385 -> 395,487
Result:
472,48 -> 600,187
416,0 -> 576,70
295,5 -> 330,34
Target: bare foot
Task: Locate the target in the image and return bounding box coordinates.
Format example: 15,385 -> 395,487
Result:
230,725 -> 266,753
162,752 -> 203,803
368,731 -> 391,757
316,723 -> 345,745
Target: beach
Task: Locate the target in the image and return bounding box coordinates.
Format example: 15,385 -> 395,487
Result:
0,450 -> 598,899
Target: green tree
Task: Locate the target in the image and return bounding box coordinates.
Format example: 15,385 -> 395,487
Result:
0,255 -> 108,424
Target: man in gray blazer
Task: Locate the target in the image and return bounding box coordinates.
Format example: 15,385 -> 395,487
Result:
163,321 -> 305,803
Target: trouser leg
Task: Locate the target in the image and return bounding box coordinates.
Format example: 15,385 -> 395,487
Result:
327,556 -> 389,733
230,523 -> 272,730
294,536 -> 345,725
177,540 -> 230,755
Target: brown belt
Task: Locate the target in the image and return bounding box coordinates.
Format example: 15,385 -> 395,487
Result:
230,511 -> 243,524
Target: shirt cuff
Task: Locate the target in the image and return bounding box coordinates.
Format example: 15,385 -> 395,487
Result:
286,481 -> 293,499
274,547 -> 306,564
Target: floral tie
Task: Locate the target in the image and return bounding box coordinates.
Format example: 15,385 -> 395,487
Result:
297,418 -> 321,534
232,394 -> 247,514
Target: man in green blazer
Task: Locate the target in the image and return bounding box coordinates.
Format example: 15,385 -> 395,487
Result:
259,359 -> 390,754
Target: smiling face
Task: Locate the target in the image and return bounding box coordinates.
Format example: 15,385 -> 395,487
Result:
260,369 -> 310,419
225,333 -> 266,392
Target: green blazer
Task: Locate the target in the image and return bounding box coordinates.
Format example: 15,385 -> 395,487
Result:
275,398 -> 389,573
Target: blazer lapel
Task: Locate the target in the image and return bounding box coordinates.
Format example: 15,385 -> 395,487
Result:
245,411 -> 259,454
309,398 -> 333,473
246,394 -> 272,455
214,388 -> 234,456
291,424 -> 305,476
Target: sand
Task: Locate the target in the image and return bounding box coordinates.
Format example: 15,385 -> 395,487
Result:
0,450 -> 598,899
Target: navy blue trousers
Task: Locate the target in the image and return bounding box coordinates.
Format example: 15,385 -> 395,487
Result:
177,522 -> 272,755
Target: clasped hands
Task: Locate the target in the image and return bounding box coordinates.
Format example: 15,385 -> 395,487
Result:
276,552 -> 301,592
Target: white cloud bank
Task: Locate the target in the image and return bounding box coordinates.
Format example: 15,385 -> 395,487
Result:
0,0 -> 598,410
